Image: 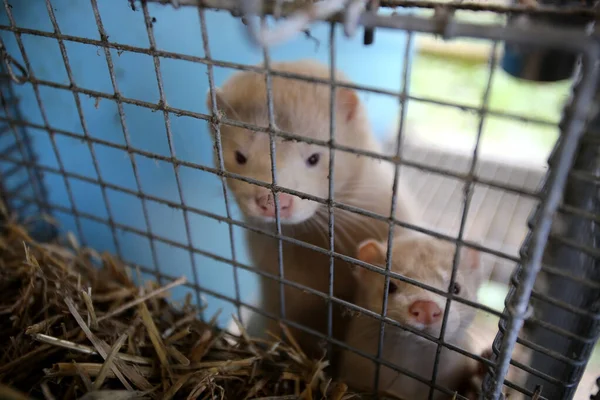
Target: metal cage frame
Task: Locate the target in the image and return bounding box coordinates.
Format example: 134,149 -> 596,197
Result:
0,1 -> 599,399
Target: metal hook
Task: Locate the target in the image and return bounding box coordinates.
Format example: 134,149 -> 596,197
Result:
363,0 -> 379,45
0,40 -> 28,85
343,0 -> 367,38
506,302 -> 534,320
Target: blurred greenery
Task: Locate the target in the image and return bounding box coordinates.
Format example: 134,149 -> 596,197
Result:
407,50 -> 572,160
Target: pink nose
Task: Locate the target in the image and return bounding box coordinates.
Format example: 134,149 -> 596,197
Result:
256,193 -> 294,218
409,300 -> 442,325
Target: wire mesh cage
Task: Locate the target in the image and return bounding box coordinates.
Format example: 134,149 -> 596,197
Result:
0,0 -> 599,399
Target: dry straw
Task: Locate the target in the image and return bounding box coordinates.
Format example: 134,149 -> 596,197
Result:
0,201 -> 359,400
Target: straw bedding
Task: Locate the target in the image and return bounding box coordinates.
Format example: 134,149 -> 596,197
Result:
0,205 -> 355,400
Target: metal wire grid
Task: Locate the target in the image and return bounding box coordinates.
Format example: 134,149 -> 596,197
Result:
0,3 -> 580,400
0,1 -> 598,399
508,97 -> 600,398
0,60 -> 54,239
0,21 -> 584,400
480,43 -> 600,397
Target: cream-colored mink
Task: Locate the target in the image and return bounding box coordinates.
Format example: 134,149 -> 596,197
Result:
206,59 -> 418,363
339,234 -> 484,399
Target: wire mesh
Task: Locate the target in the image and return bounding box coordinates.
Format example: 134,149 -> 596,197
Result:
507,80 -> 600,398
0,1 -> 599,399
0,59 -> 48,226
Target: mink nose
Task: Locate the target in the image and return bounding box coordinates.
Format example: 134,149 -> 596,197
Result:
409,300 -> 442,325
255,193 -> 294,218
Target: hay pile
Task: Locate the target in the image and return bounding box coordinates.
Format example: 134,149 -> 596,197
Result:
0,208 -> 354,400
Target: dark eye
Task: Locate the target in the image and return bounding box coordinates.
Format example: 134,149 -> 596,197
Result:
306,153 -> 320,166
235,151 -> 247,165
388,282 -> 398,294
451,283 -> 461,295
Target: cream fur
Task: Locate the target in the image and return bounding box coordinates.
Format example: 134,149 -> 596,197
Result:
339,234 -> 484,399
206,59 -> 419,364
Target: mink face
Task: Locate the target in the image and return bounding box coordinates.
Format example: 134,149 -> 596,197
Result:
354,235 -> 484,341
206,60 -> 372,226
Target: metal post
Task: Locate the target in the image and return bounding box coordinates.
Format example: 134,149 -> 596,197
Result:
521,82 -> 600,398
0,60 -> 55,242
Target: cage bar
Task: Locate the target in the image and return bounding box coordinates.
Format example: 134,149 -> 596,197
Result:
0,1 -> 598,399
0,65 -> 47,220
2,0 -> 87,243
429,37 -> 500,400
43,0 -> 124,259
372,27 -> 414,393
483,47 -> 600,399
327,21 -> 337,346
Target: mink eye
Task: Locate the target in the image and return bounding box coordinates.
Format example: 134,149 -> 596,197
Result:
306,153 -> 320,166
388,282 -> 398,294
235,151 -> 247,165
451,283 -> 461,295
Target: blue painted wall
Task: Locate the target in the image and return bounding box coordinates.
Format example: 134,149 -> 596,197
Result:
0,0 -> 412,328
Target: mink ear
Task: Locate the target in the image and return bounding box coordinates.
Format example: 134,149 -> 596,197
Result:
354,239 -> 386,281
336,87 -> 360,123
205,87 -> 232,117
356,239 -> 385,265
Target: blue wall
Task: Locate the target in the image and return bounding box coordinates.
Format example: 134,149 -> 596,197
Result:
0,0 -> 412,328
